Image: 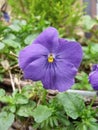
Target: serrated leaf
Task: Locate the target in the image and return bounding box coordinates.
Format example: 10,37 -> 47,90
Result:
2,105 -> 16,113
0,111 -> 14,130
21,85 -> 34,98
17,101 -> 36,117
57,92 -> 85,119
14,94 -> 28,104
32,105 -> 52,123
0,95 -> 12,103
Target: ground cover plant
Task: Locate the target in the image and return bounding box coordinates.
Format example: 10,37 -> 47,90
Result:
0,0 -> 98,130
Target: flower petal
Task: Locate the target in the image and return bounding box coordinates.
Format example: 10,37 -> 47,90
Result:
91,64 -> 98,71
33,27 -> 59,52
23,56 -> 47,81
54,78 -> 74,92
42,60 -> 77,92
89,71 -> 98,90
41,63 -> 55,89
54,60 -> 77,91
19,43 -> 48,70
56,38 -> 83,68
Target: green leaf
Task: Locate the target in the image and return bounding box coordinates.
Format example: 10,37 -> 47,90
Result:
76,123 -> 88,130
82,15 -> 97,30
91,44 -> 98,53
0,42 -> 5,50
49,117 -> 54,127
14,94 -> 28,104
21,85 -> 34,98
82,125 -> 88,130
5,33 -> 16,40
53,117 -> 58,127
32,105 -> 52,123
9,105 -> 16,113
3,39 -> 21,48
0,95 -> 12,103
19,20 -> 27,26
88,123 -> 98,130
0,91 -> 28,105
2,105 -> 16,113
57,92 -> 85,119
12,89 -> 19,97
0,111 -> 14,130
24,34 -> 38,45
17,101 -> 36,117
9,24 -> 21,32
0,89 -> 5,97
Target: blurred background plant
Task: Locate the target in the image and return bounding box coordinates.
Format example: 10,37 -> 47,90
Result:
8,0 -> 83,37
0,0 -> 98,89
0,0 -> 98,90
0,0 -> 98,129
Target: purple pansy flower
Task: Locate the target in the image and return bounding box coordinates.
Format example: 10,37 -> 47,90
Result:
89,64 -> 98,90
19,27 -> 83,92
3,12 -> 10,22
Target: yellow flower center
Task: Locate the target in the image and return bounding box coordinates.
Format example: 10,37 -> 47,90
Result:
48,54 -> 54,63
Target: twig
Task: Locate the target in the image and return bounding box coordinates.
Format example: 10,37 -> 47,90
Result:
10,51 -> 18,58
14,75 -> 21,93
10,64 -> 19,70
1,78 -> 32,87
8,70 -> 15,91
